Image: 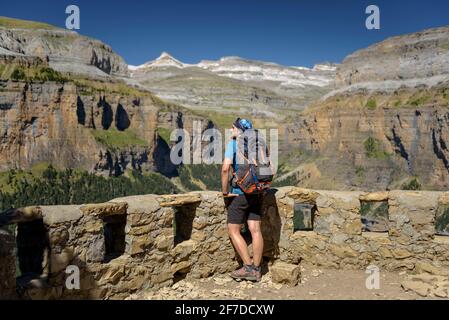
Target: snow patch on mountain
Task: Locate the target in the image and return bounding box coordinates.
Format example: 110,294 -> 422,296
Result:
130,52 -> 336,88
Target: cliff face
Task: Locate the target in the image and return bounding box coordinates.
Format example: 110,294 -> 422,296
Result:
0,25 -> 128,77
281,26 -> 449,191
0,78 -> 207,177
285,103 -> 449,190
336,26 -> 449,87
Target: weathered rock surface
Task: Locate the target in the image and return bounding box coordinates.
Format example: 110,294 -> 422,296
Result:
401,273 -> 449,298
336,26 -> 449,87
271,261 -> 301,286
0,79 -> 209,176
0,19 -> 128,77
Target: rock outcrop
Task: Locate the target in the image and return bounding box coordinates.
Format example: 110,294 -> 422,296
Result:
280,25 -> 449,191
0,17 -> 128,77
336,26 -> 449,87
0,78 -> 209,176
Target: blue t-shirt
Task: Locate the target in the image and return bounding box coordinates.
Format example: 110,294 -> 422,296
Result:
224,139 -> 244,195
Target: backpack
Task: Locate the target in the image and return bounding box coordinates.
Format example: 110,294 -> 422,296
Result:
231,129 -> 275,194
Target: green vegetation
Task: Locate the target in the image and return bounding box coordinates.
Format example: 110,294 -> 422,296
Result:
178,166 -> 202,191
10,68 -> 26,81
365,98 -> 377,110
272,174 -> 299,188
195,111 -> 237,129
401,177 -> 421,190
157,127 -> 173,144
355,166 -> 365,179
0,16 -> 57,30
363,137 -> 390,159
436,205 -> 449,235
34,67 -> 66,82
74,78 -> 150,97
5,65 -> 67,83
439,42 -> 449,51
0,64 -> 5,78
408,95 -> 431,107
393,100 -> 402,107
0,164 -> 180,212
189,164 -> 221,190
90,128 -> 149,151
178,164 -> 221,191
191,110 -> 252,130
360,201 -> 389,218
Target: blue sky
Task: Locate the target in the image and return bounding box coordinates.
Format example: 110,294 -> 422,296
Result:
1,0 -> 449,67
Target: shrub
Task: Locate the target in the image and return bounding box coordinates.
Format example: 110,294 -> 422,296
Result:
363,137 -> 389,159
11,68 -> 26,81
365,98 -> 377,110
34,67 -> 66,82
402,178 -> 421,190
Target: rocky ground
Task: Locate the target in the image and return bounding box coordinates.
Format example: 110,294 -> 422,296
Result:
126,263 -> 446,300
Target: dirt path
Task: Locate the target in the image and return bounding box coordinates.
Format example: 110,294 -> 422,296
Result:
128,264 -> 443,300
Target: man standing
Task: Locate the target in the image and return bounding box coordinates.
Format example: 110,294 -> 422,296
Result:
221,118 -> 264,282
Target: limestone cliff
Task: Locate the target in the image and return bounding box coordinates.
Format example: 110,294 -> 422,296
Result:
336,26 -> 449,87
281,26 -> 449,191
0,17 -> 128,78
0,77 -> 209,177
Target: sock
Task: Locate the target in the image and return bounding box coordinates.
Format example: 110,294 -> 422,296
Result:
244,264 -> 253,271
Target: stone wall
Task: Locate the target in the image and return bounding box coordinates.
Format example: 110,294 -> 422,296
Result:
0,187 -> 449,299
0,228 -> 16,299
276,188 -> 449,272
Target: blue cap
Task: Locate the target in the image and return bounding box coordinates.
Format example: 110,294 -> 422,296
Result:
233,118 -> 253,131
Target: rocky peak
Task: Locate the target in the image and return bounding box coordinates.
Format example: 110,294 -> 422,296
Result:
335,25 -> 449,88
130,52 -> 186,71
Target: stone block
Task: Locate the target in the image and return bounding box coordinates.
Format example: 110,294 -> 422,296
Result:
50,247 -> 74,273
111,195 -> 160,214
329,244 -> 358,258
99,265 -> 125,285
401,280 -> 432,297
158,193 -> 202,207
171,260 -> 192,273
80,202 -> 127,217
271,261 -> 301,286
42,205 -> 82,225
155,235 -> 174,251
172,239 -> 197,261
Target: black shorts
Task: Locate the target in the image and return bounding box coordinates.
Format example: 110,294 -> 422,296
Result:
225,194 -> 263,225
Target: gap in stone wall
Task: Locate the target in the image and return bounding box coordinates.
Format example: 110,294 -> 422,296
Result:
103,214 -> 127,263
293,202 -> 315,232
16,219 -> 49,285
436,204 -> 449,236
360,200 -> 389,232
173,204 -> 196,246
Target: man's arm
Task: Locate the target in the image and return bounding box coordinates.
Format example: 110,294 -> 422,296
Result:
221,157 -> 232,195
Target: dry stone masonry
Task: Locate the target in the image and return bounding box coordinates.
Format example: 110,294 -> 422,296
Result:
1,187 -> 449,299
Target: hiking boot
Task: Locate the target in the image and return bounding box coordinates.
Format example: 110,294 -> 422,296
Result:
230,264 -> 257,281
253,266 -> 262,282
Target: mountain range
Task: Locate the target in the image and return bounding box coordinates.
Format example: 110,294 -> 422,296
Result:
1,16 -> 449,193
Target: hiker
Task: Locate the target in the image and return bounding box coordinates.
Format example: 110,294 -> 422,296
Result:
221,118 -> 274,282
